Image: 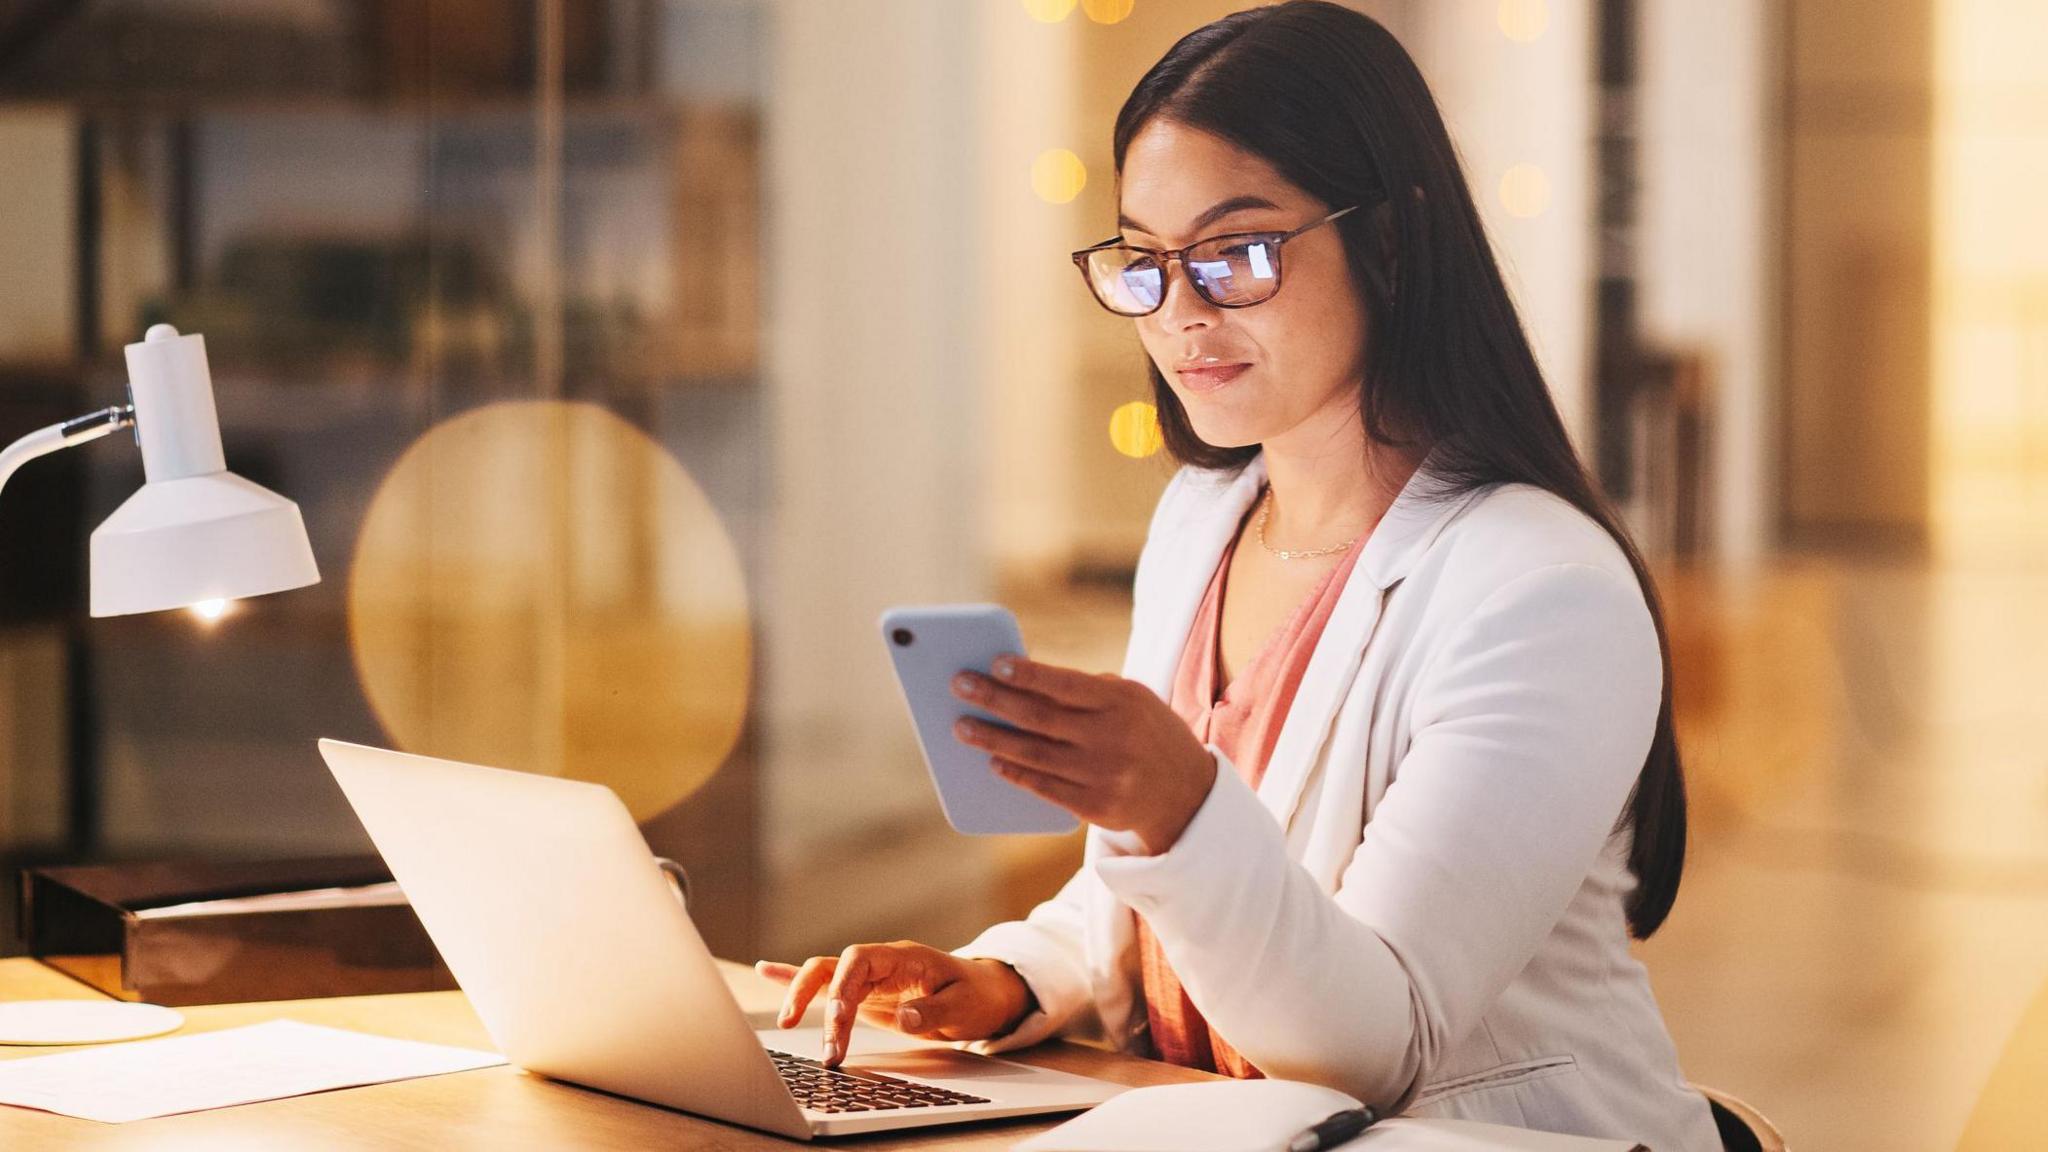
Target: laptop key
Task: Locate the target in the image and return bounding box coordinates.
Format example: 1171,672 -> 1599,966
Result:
767,1048 -> 992,1113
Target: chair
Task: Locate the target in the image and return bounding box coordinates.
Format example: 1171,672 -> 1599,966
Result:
1692,1084 -> 1786,1152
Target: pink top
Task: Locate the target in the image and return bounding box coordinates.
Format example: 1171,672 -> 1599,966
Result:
1134,483 -> 1368,1077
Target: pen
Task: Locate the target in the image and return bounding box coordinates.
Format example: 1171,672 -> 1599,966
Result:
1283,1105 -> 1382,1152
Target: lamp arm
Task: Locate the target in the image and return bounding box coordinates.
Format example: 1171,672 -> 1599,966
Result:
0,406 -> 136,500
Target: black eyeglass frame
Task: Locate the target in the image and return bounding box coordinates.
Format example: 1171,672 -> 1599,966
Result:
1069,203 -> 1363,317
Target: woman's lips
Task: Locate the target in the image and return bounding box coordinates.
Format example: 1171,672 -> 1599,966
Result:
1175,362 -> 1250,392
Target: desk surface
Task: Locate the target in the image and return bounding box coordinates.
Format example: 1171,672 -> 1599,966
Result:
0,956 -> 1211,1150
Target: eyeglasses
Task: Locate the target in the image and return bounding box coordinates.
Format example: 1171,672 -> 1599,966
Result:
1070,204 -> 1360,317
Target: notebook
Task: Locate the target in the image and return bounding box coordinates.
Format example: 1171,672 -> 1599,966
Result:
1013,1080 -> 1648,1152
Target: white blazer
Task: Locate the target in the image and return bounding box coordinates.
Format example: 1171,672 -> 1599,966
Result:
954,448 -> 1722,1152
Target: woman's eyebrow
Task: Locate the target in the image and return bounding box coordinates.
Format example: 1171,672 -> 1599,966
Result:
1117,194 -> 1284,238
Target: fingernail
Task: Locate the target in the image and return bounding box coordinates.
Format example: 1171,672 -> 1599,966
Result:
823,1040 -> 840,1065
952,673 -> 980,699
993,657 -> 1016,680
899,1005 -> 924,1030
954,718 -> 976,741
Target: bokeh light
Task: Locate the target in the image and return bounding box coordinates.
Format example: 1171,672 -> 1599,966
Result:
1499,162 -> 1551,218
1082,0 -> 1136,25
1109,401 -> 1164,459
1021,0 -> 1077,22
1498,0 -> 1549,42
349,400 -> 751,821
1031,148 -> 1088,204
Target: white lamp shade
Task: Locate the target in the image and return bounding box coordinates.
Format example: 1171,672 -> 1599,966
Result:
84,323 -> 321,617
89,471 -> 320,617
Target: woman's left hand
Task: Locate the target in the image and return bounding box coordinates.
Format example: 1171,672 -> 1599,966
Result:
949,655 -> 1217,855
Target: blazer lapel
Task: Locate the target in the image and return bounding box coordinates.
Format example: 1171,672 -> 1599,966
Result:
1121,455 -> 1268,699
1253,448 -> 1474,831
1118,447 -> 1477,833
1252,550 -> 1386,830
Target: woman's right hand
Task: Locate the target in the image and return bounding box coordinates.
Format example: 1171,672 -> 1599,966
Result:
754,941 -> 1035,1067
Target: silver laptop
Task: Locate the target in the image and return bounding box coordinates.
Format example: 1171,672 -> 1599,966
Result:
317,738 -> 1124,1139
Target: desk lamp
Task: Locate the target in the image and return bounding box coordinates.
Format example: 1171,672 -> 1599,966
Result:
0,324 -> 319,615
0,324 -> 319,1045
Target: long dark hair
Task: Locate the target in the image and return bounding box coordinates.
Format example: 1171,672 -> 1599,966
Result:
1116,1 -> 1685,938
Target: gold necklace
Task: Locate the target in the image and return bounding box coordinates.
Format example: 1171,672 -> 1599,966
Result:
1254,486 -> 1355,561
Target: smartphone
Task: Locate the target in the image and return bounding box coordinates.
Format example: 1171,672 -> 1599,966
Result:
879,604 -> 1079,835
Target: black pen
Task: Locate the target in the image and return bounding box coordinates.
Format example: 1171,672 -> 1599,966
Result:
1284,1105 -> 1382,1152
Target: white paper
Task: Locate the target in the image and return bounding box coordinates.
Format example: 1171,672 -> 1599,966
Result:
0,1019 -> 506,1124
1012,1080 -> 1640,1152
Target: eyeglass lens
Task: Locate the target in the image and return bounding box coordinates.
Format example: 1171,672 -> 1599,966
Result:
1085,235 -> 1281,315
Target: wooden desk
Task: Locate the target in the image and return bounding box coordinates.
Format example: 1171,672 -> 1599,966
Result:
0,956 -> 1211,1150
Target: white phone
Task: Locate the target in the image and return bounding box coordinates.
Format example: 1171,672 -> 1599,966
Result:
879,604 -> 1079,835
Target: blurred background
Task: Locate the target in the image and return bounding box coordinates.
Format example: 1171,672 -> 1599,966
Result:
0,0 -> 2042,1147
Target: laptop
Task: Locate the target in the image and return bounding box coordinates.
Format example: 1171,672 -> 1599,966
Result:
316,738 -> 1125,1139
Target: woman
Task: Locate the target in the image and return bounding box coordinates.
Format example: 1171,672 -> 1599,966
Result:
759,4 -> 1721,1149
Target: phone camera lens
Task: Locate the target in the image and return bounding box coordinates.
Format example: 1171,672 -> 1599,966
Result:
891,628 -> 914,646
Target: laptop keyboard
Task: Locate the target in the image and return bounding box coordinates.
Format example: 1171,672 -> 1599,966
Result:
768,1048 -> 992,1113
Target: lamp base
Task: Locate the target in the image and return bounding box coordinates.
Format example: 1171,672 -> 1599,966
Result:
0,1000 -> 184,1045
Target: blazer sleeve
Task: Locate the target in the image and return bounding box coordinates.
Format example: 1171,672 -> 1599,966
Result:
1089,561 -> 1663,1109
948,862 -> 1103,1051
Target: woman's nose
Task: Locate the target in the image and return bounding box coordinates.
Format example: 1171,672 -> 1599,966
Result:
1151,263 -> 1218,331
